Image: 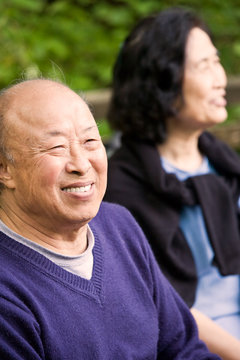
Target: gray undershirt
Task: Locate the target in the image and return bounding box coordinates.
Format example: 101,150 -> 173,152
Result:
0,219 -> 94,280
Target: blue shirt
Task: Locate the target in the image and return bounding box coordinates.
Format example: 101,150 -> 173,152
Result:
161,156 -> 240,339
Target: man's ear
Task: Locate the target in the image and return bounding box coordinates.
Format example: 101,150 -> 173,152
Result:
0,158 -> 16,189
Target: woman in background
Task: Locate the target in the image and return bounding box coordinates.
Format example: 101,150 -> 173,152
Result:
104,7 -> 240,359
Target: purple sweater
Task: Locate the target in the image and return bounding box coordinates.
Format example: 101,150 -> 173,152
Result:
0,202 -> 219,359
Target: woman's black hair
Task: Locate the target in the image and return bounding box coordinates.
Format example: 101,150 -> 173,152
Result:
107,7 -> 212,143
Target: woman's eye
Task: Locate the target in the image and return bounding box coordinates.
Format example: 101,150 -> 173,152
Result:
198,61 -> 208,70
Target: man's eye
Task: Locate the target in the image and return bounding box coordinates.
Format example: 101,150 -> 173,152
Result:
85,139 -> 99,145
51,145 -> 65,149
85,138 -> 100,149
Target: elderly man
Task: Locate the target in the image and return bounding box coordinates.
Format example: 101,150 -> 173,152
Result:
0,79 -> 219,359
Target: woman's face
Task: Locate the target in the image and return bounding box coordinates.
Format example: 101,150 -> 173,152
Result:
177,27 -> 227,130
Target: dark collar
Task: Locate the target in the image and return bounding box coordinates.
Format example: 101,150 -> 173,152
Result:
121,131 -> 240,275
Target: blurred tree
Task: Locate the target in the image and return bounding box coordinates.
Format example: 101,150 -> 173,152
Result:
0,0 -> 239,92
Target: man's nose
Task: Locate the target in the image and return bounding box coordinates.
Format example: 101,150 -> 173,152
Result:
65,148 -> 91,175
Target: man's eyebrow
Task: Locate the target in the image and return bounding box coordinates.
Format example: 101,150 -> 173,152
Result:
44,125 -> 98,138
83,125 -> 99,132
44,131 -> 66,137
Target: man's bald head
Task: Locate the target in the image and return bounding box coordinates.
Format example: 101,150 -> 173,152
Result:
0,79 -> 87,162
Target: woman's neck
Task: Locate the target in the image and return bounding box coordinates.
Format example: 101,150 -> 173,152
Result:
158,128 -> 204,172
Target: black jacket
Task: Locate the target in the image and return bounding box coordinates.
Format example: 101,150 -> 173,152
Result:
104,132 -> 240,306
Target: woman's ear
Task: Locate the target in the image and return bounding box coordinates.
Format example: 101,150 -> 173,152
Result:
0,157 -> 16,189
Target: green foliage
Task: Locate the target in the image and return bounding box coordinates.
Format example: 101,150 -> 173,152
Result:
0,0 -> 240,93
97,118 -> 112,141
226,104 -> 240,124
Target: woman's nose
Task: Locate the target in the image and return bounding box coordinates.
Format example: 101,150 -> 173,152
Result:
213,63 -> 227,88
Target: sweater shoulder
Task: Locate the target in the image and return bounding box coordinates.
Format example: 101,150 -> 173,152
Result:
90,201 -> 150,254
91,201 -> 140,231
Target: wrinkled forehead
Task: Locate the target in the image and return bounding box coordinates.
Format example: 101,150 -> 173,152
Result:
4,81 -> 95,133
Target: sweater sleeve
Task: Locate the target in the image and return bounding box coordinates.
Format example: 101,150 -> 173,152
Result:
101,202 -> 220,359
0,295 -> 44,360
146,246 -> 220,359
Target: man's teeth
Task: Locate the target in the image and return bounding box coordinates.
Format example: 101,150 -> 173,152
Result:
63,185 -> 91,193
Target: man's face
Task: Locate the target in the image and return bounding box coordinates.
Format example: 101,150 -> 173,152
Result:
3,83 -> 108,231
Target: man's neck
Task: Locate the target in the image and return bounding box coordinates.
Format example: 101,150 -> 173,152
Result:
0,206 -> 88,256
